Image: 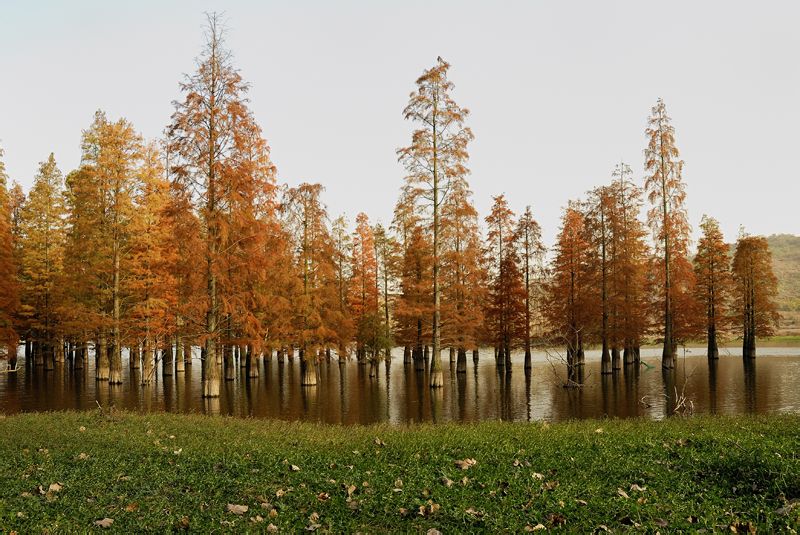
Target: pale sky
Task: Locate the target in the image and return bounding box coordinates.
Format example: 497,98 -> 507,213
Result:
1,1 -> 798,247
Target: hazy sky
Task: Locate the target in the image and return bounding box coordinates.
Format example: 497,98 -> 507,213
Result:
1,1 -> 798,247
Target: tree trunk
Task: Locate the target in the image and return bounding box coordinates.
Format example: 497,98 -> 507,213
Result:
96,332 -> 109,380
223,344 -> 235,380
403,345 -> 411,364
449,346 -> 456,363
707,324 -> 719,360
456,347 -> 467,374
247,344 -> 259,378
472,348 -> 479,365
162,346 -> 173,377
301,349 -> 317,386
141,338 -> 153,384
130,343 -> 140,369
175,334 -> 185,373
184,343 -> 192,366
611,346 -> 621,370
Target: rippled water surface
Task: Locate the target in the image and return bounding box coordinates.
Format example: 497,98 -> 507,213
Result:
2,346 -> 799,423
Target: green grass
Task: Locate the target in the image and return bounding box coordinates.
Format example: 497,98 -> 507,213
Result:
1,411 -> 799,532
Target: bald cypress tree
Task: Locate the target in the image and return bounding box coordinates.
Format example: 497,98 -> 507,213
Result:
397,57 -> 473,388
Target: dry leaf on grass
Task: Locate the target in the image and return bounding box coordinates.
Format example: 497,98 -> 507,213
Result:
227,503 -> 249,515
94,518 -> 114,528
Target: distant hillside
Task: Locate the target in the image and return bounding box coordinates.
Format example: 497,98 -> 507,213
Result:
767,234 -> 800,335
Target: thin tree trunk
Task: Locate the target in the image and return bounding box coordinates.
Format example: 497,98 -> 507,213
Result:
96,332 -> 109,380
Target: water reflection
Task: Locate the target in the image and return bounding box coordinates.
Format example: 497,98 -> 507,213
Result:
2,347 -> 800,423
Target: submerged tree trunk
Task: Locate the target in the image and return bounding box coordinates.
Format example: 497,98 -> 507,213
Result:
162,345 -> 173,377
611,346 -> 621,370
96,332 -> 110,381
246,344 -> 259,378
456,347 -> 467,374
472,348 -> 479,365
223,344 -> 235,380
176,335 -> 185,373
141,338 -> 153,384
301,348 -> 317,386
707,324 -> 719,360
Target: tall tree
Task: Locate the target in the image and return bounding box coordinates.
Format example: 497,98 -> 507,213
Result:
441,178 -> 485,373
127,144 -> 177,383
395,225 -> 432,368
732,233 -> 779,358
545,205 -> 592,381
643,98 -> 693,369
397,57 -> 473,387
609,162 -> 650,365
693,216 -> 734,359
0,147 -> 19,363
78,111 -> 142,383
484,195 -> 524,370
584,186 -> 615,374
516,206 -> 545,370
18,154 -> 67,368
282,183 -> 340,385
349,212 -> 379,362
168,14 -> 275,397
373,223 -> 397,359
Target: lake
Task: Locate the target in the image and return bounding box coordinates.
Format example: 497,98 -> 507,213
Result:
2,346 -> 799,423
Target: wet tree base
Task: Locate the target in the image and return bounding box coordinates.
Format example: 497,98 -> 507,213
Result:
0,411 -> 798,532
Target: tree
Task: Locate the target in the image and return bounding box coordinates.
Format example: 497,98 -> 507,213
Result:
373,223 -> 398,360
545,205 -> 592,382
17,154 -> 67,369
584,186 -> 615,374
168,14 -> 275,397
282,183 -> 340,385
330,215 -> 354,360
440,178 -> 485,373
395,224 -> 432,369
643,98 -> 693,369
484,195 -> 525,370
732,233 -> 779,358
349,212 -> 379,363
0,146 -> 19,364
397,57 -> 473,387
693,216 -> 734,359
516,206 -> 545,370
78,111 -> 142,383
127,144 -> 178,383
609,163 -> 650,365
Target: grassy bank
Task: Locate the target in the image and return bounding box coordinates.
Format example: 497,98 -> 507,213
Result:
0,412 -> 798,532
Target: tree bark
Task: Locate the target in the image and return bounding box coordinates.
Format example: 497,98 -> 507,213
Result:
96,332 -> 109,380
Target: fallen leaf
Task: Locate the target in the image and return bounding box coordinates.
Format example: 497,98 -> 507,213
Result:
440,476 -> 454,488
595,428 -> 604,434
655,518 -> 669,528
542,480 -> 559,491
276,488 -> 287,498
289,465 -> 301,472
267,523 -> 278,533
617,488 -> 629,499
79,426 -> 86,432
227,504 -> 249,515
48,482 -> 63,493
251,515 -> 264,523
454,458 -> 477,470
525,523 -> 547,531
687,515 -> 698,524
630,483 -> 646,492
178,515 -> 190,529
125,502 -> 139,512
427,529 -> 442,535
345,484 -> 357,497
269,508 -> 278,519
78,452 -> 89,460
374,437 -> 386,447
317,492 -> 330,502
94,518 -> 114,528
532,472 -> 545,480
465,507 -> 485,519
576,499 -> 588,506
309,512 -> 320,523
394,478 -> 403,488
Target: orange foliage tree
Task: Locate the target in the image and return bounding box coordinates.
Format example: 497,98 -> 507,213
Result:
397,57 -> 473,388
732,234 -> 779,358
693,216 -> 734,359
484,195 -> 525,370
644,98 -> 697,369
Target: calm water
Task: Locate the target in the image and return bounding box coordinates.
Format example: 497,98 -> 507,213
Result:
2,347 -> 799,423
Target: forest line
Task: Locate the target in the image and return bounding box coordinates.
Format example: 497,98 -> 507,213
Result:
0,14 -> 780,395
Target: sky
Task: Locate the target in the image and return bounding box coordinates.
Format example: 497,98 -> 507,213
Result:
1,0 -> 798,247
